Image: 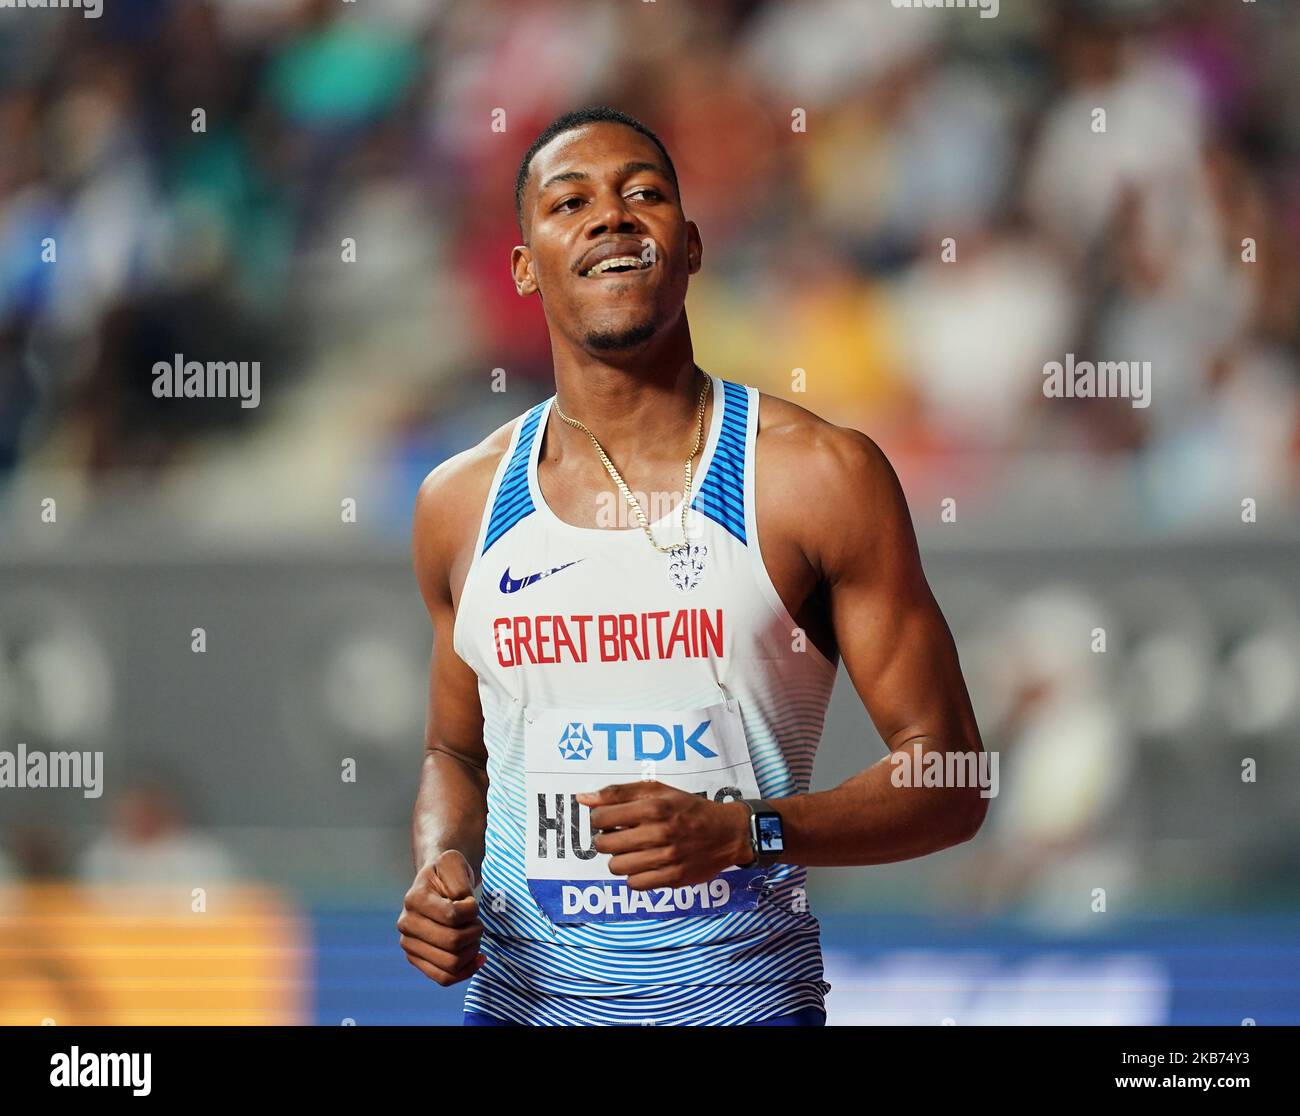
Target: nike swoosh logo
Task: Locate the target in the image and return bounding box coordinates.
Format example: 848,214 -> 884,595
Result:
499,560 -> 584,594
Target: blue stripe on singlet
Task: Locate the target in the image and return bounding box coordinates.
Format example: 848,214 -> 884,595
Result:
689,379 -> 748,544
462,1006 -> 827,1027
481,402 -> 545,553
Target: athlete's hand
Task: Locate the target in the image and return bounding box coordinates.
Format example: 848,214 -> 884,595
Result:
397,849 -> 487,986
577,782 -> 751,890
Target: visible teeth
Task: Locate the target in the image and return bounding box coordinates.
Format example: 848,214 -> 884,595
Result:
585,256 -> 645,276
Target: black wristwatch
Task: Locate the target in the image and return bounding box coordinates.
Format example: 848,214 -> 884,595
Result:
736,798 -> 784,869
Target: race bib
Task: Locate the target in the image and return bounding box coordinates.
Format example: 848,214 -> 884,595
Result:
522,695 -> 767,925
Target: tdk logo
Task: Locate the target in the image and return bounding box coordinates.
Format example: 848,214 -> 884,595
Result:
557,723 -> 594,760
555,720 -> 718,762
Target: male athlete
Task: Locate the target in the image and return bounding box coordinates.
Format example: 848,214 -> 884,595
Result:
399,107 -> 987,1026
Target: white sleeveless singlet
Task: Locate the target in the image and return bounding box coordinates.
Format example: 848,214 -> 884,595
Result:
452,375 -> 838,1025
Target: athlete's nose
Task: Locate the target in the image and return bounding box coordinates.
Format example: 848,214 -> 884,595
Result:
585,190 -> 641,238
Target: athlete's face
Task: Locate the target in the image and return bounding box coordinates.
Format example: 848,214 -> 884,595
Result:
513,122 -> 701,354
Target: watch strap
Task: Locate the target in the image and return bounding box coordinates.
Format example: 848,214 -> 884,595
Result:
737,797 -> 779,870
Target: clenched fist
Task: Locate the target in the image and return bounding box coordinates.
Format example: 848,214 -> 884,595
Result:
397,849 -> 487,986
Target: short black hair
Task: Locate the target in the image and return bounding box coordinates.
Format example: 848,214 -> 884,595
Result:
514,106 -> 680,234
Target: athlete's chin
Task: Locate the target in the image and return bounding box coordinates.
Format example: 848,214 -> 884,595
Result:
583,318 -> 658,352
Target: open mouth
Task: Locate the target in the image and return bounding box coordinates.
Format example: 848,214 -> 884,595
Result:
581,256 -> 653,278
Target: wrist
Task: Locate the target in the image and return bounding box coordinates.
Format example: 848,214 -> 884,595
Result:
721,800 -> 754,868
737,798 -> 787,869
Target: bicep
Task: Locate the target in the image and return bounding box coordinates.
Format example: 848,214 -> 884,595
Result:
821,438 -> 980,754
423,593 -> 487,768
414,473 -> 488,770
833,555 -> 976,754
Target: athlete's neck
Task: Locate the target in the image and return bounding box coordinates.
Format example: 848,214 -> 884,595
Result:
548,328 -> 708,464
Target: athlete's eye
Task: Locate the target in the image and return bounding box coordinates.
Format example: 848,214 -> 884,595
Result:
553,196 -> 584,213
628,187 -> 662,202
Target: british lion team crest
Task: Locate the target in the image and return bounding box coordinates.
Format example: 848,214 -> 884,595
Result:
667,542 -> 708,592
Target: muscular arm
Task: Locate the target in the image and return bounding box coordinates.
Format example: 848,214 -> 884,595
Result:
410,462 -> 491,880
398,450 -> 510,987
771,427 -> 988,866
584,416 -> 989,888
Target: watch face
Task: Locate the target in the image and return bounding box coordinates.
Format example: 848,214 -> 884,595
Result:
755,812 -> 784,854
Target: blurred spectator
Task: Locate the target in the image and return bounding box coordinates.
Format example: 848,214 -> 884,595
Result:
959,586 -> 1140,929
4,818 -> 75,880
79,776 -> 237,887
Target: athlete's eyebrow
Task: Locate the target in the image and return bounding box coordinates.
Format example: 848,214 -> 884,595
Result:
537,161 -> 669,195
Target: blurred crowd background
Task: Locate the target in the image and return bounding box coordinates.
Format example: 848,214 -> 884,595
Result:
1,0 -> 1298,1023
2,0 -> 1298,528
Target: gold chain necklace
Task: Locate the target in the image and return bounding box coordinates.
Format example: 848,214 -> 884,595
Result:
551,372 -> 711,552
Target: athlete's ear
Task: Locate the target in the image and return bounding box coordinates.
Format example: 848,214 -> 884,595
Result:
685,221 -> 702,275
511,245 -> 538,297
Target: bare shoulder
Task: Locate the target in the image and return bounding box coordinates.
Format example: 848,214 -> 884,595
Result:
755,391 -> 903,511
412,416 -> 518,608
414,417 -> 515,523
754,390 -> 914,577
